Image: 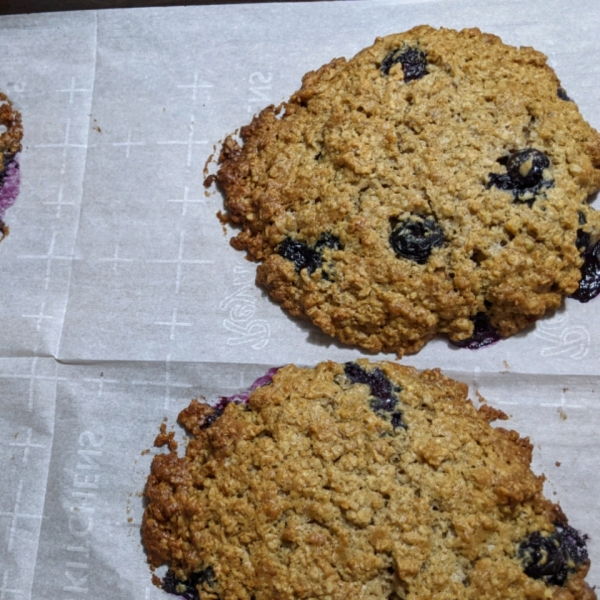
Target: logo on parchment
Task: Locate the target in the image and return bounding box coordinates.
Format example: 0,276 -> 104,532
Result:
534,313 -> 590,360
220,267 -> 270,350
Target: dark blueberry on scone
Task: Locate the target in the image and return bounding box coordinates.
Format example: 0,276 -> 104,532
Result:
344,362 -> 408,429
576,212 -> 591,251
380,45 -> 428,80
450,312 -> 501,349
314,231 -> 342,252
213,26 -> 600,356
143,362 -> 596,600
344,362 -> 397,406
557,87 -> 572,101
389,215 -> 444,264
519,525 -> 589,586
162,567 -> 216,599
488,148 -> 554,204
278,233 -> 341,275
278,237 -> 321,274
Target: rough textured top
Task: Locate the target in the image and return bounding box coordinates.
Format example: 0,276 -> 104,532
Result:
142,361 -> 595,600
213,26 -> 600,356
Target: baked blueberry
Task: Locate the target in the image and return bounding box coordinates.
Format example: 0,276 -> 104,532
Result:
450,312 -> 500,349
278,238 -> 320,274
381,46 -> 428,81
200,406 -> 224,429
518,525 -> 588,586
488,149 -> 553,204
390,215 -> 444,264
162,567 -> 216,599
390,410 -> 408,430
576,212 -> 590,250
557,87 -> 572,101
344,362 -> 399,413
506,149 -> 549,189
278,233 -> 341,274
314,232 -> 342,252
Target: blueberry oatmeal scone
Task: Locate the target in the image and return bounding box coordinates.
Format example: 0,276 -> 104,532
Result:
0,92 -> 22,241
211,26 -> 600,356
142,361 -> 595,600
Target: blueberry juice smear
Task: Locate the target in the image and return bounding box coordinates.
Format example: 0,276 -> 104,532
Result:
450,312 -> 500,349
200,368 -> 280,430
571,239 -> 600,302
0,154 -> 20,238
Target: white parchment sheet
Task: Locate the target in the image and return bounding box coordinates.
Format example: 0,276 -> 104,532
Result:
0,1 -> 599,598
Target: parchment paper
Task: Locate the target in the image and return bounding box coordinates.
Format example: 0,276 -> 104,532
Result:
0,2 -> 599,598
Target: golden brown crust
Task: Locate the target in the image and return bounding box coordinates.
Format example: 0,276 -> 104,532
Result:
142,362 -> 595,600
213,26 -> 600,356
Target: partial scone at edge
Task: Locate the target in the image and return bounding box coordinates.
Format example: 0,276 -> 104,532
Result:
0,92 -> 23,240
142,361 -> 596,600
215,26 -> 600,356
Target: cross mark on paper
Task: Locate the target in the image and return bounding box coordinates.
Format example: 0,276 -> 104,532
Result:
131,353 -> 193,411
0,569 -> 24,599
19,231 -> 73,291
98,243 -> 136,274
541,390 -> 583,410
0,480 -> 44,553
56,77 -> 91,105
146,230 -> 214,294
167,186 -> 206,216
35,117 -> 96,176
157,115 -> 207,167
22,298 -> 54,333
83,376 -> 120,399
9,428 -> 45,464
43,183 -> 76,219
0,357 -> 66,411
154,307 -> 192,342
112,129 -> 145,159
177,72 -> 213,103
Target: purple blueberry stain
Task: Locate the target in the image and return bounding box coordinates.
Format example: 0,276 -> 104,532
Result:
219,367 -> 280,405
0,154 -> 20,237
570,240 -> 600,302
344,362 -> 407,429
450,312 -> 501,350
201,368 -> 281,429
518,524 -> 589,586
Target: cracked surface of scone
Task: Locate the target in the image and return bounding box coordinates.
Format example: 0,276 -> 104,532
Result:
214,26 -> 600,356
142,361 -> 596,600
